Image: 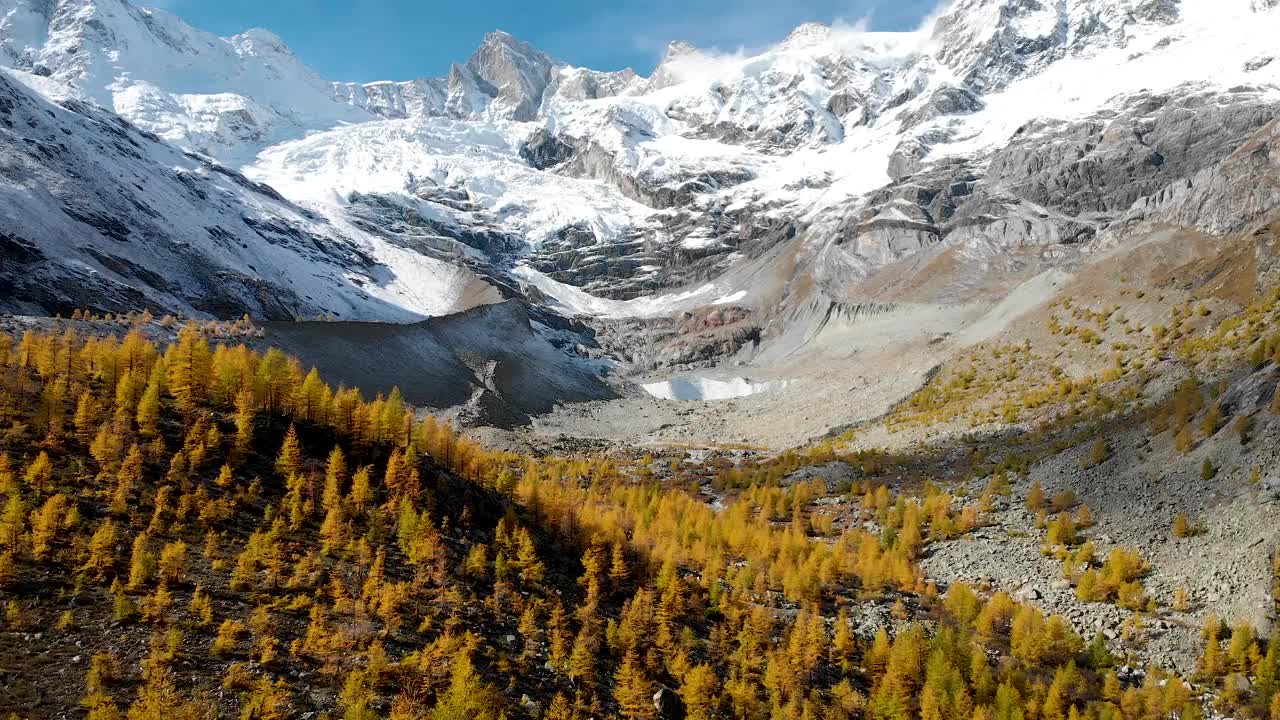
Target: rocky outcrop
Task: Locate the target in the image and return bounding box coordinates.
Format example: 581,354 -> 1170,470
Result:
540,66 -> 641,110
519,127 -> 576,170
1130,116 -> 1280,235
815,86 -> 1279,303
653,688 -> 686,720
464,31 -> 559,121
333,31 -> 561,122
588,305 -> 762,372
345,191 -> 523,260
896,85 -> 984,130
986,89 -> 1277,219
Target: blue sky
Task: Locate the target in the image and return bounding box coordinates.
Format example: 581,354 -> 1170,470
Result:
151,0 -> 941,82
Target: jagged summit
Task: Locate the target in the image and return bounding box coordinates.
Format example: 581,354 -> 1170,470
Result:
329,28 -> 562,122
463,29 -> 559,121
780,21 -> 835,48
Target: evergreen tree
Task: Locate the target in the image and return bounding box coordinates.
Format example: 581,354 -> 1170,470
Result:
429,647 -> 504,720
614,649 -> 656,720
275,426 -> 302,479
322,446 -> 346,512
23,451 -> 53,494
135,374 -> 161,437
349,466 -> 373,512
165,325 -> 211,414
0,493 -> 26,552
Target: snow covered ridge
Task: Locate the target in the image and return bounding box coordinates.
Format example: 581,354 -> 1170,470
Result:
0,66 -> 503,320
0,0 -> 374,163
2,0 -> 1280,323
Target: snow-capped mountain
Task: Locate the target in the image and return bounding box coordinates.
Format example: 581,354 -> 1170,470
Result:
2,0 -> 1280,327
331,31 -> 569,123
0,0 -> 373,162
0,66 -> 505,320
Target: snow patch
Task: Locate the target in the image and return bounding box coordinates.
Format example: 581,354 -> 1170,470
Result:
642,376 -> 791,401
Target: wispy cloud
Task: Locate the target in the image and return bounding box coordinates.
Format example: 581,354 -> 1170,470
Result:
544,0 -> 939,72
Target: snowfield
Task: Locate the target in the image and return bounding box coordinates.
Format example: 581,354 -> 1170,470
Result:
244,117 -> 656,248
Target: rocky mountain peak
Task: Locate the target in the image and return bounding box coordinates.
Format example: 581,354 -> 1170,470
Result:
464,29 -> 559,121
227,27 -> 296,58
646,41 -> 705,90
780,22 -> 834,50
657,40 -> 700,66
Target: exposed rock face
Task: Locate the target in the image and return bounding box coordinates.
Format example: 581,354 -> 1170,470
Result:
540,66 -> 641,108
465,31 -> 558,121
3,0 -> 1280,341
0,0 -> 373,161
986,90 -> 1277,219
336,30 -> 561,122
927,0 -> 1155,94
896,85 -> 985,129
1129,117 -> 1280,235
820,87 -> 1280,302
519,127 -> 575,170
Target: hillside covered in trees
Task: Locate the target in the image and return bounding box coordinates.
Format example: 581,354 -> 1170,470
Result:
0,319 -> 1275,720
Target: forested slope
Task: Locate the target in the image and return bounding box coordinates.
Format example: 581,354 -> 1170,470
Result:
0,318 -> 1273,720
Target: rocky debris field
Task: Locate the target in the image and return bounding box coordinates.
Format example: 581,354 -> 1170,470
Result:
924,377 -> 1280,675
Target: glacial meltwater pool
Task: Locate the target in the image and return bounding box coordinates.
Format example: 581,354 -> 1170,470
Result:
641,376 -> 790,401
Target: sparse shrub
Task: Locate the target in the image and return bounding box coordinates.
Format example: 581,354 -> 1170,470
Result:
1234,415 -> 1253,444
212,619 -> 245,657
4,599 -> 27,630
1044,514 -> 1078,549
1026,480 -> 1047,513
1051,490 -> 1077,513
111,584 -> 137,623
1116,581 -> 1147,611
1202,405 -> 1222,439
1081,440 -> 1107,470
222,662 -> 255,691
1077,547 -> 1149,606
190,585 -> 213,626
1173,587 -> 1191,613
1174,426 -> 1195,454
1076,504 -> 1094,528
1173,513 -> 1192,539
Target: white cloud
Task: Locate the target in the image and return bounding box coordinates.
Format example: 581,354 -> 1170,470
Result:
544,0 -> 940,73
